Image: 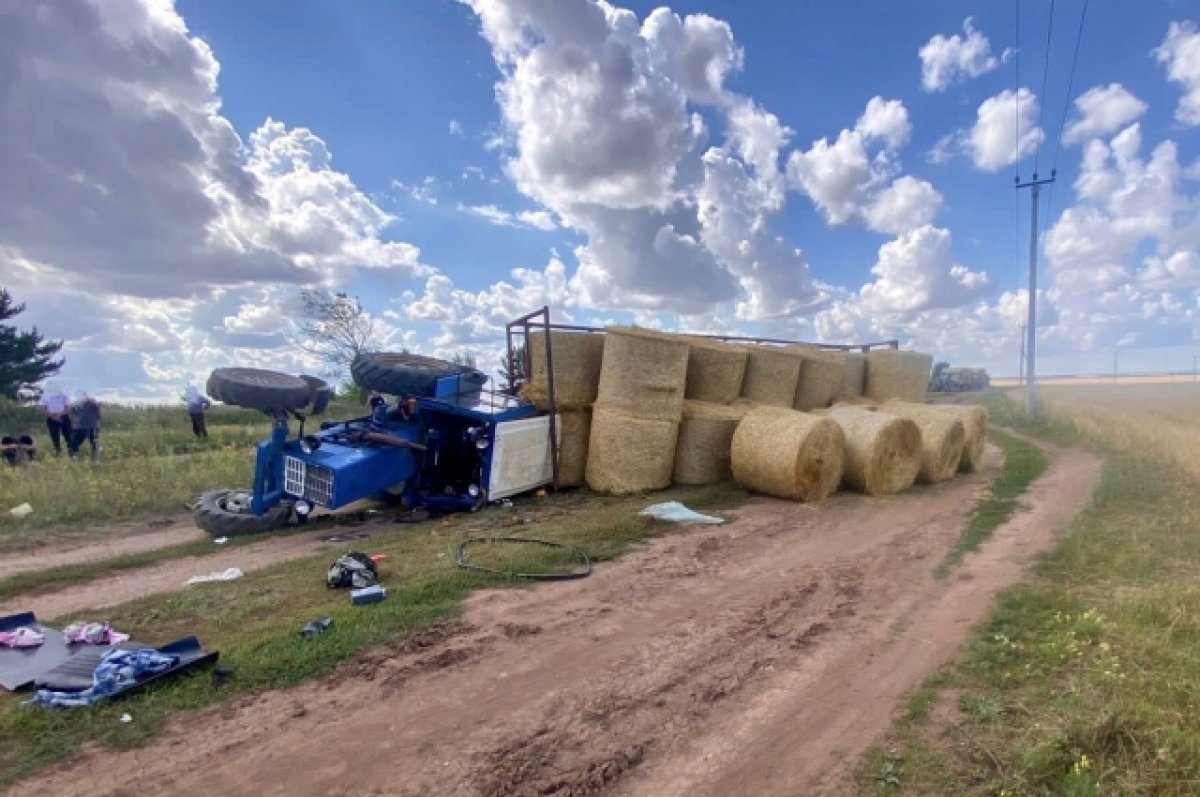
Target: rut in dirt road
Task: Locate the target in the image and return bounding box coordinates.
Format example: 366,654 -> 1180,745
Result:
9,440 -> 1102,797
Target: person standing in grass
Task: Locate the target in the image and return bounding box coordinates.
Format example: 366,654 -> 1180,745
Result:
185,385 -> 212,438
38,383 -> 73,456
69,393 -> 101,458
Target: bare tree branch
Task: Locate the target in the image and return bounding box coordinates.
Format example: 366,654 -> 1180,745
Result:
288,289 -> 383,380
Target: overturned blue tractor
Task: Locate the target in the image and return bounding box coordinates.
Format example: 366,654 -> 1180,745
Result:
193,351 -> 557,537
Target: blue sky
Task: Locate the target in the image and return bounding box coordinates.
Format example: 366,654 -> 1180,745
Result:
4,0 -> 1200,399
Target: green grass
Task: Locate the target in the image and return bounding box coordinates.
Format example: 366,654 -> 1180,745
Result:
937,428 -> 1048,575
0,482 -> 748,788
860,395 -> 1200,796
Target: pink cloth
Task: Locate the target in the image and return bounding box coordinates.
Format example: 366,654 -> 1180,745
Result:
0,627 -> 45,648
62,622 -> 129,646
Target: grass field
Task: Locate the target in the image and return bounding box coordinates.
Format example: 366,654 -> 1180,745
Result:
864,385 -> 1200,795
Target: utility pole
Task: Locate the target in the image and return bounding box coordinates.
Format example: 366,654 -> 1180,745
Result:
1018,324 -> 1026,386
1015,171 -> 1056,416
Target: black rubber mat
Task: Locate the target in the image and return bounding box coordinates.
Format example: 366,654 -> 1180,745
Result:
0,612 -> 125,692
35,636 -> 219,695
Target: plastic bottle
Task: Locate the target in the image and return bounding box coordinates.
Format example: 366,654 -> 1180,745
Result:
350,585 -> 387,605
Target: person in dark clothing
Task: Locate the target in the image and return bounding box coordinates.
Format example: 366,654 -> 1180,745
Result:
68,394 -> 101,458
4,435 -> 38,466
185,386 -> 212,438
38,384 -> 72,455
368,391 -> 386,410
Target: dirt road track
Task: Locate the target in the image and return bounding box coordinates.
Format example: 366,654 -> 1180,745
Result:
0,522 -> 206,579
10,440 -> 1102,797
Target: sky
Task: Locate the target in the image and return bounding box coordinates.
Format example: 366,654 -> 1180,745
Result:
3,0 -> 1200,401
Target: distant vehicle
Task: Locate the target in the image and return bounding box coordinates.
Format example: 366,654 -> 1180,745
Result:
931,366 -> 989,392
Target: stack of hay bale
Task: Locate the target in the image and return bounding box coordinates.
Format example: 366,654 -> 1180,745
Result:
585,328 -> 690,495
524,323 -> 984,505
523,329 -> 604,486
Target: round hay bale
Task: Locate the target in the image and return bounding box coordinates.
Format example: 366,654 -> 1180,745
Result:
740,345 -> 803,408
833,395 -> 878,409
596,327 -> 690,420
585,404 -> 679,495
876,402 -> 966,483
731,407 -> 845,502
865,350 -> 934,403
840,351 -> 867,398
523,330 -> 605,410
685,339 -> 748,404
556,408 -> 592,487
673,401 -> 751,485
792,347 -> 845,411
825,406 -> 921,495
888,401 -> 988,473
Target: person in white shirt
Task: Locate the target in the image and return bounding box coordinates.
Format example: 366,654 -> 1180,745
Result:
38,383 -> 73,455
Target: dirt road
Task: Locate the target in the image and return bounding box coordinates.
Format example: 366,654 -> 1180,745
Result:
10,440 -> 1102,797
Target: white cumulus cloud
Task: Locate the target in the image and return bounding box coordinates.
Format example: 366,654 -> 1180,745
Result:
968,88 -> 1044,172
1062,84 -> 1148,145
1155,21 -> 1200,126
919,17 -> 1009,93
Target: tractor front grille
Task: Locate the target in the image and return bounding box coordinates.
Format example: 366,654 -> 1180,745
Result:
284,456 -> 335,506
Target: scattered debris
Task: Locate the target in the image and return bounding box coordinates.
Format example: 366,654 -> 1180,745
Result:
638,501 -> 725,525
186,567 -> 244,585
212,536 -> 229,545
8,503 -> 32,519
119,713 -> 132,723
62,622 -> 129,646
299,618 -> 334,638
319,531 -> 370,543
351,585 -> 388,605
326,552 -> 378,589
0,627 -> 45,649
455,537 -> 592,581
210,667 -> 233,689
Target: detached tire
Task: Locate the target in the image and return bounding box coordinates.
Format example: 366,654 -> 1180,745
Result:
193,489 -> 291,538
207,368 -> 311,413
351,352 -> 487,397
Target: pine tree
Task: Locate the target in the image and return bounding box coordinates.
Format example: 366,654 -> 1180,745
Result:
0,288 -> 64,400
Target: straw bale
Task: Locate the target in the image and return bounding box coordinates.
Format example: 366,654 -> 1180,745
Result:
840,351 -> 867,397
888,401 -> 988,473
595,327 -> 690,420
833,395 -> 879,409
523,330 -> 604,410
585,404 -> 679,495
792,347 -> 845,411
730,407 -> 845,502
825,406 -> 921,495
556,408 -> 592,487
685,338 -> 748,404
740,345 -> 803,408
865,349 -> 934,403
876,402 -> 966,483
673,401 -> 750,485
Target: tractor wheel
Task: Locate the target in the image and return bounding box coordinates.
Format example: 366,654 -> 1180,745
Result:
193,489 -> 292,538
351,352 -> 487,397
207,368 -> 312,413
299,375 -> 332,415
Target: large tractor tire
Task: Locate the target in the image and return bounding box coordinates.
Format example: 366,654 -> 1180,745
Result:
299,375 -> 332,415
207,368 -> 311,413
351,352 -> 487,397
193,489 -> 291,538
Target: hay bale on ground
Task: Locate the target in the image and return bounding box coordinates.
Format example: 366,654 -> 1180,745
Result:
685,339 -> 748,404
840,351 -> 867,398
596,327 -> 690,420
556,408 -> 592,487
523,330 -> 604,410
792,347 -> 845,411
673,401 -> 750,485
888,401 -> 988,473
865,350 -> 934,403
731,406 -> 845,502
825,406 -> 921,495
740,345 -> 803,408
585,404 -> 679,494
833,395 -> 879,409
876,402 -> 965,483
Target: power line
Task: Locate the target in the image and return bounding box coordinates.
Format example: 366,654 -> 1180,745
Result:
1014,0 -> 1022,177
1034,0 -> 1056,176
1050,0 -> 1090,174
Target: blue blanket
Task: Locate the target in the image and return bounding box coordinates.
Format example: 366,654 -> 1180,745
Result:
29,648 -> 179,708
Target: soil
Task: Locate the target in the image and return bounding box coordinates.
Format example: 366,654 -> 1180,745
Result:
0,522 -> 207,579
7,439 -> 1102,797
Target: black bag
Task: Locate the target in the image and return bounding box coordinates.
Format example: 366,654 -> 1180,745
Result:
326,551 -> 378,589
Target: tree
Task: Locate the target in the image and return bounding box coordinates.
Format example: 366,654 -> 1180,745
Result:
451,352 -> 477,369
0,288 -> 63,400
499,344 -> 527,395
290,290 -> 382,380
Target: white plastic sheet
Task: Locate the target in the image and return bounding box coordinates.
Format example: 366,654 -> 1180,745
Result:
186,567 -> 244,585
638,501 -> 725,525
